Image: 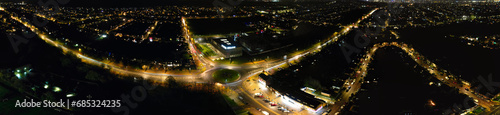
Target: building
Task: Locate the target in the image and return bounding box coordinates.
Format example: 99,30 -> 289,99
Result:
258,74 -> 326,112
210,38 -> 243,58
284,90 -> 327,111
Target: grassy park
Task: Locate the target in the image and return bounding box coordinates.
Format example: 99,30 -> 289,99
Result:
195,43 -> 217,57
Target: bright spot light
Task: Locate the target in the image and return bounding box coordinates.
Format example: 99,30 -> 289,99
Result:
429,100 -> 436,106
53,87 -> 61,92
44,84 -> 49,89
15,73 -> 21,79
66,93 -> 75,97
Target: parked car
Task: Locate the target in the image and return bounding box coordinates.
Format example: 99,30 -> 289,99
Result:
262,111 -> 269,115
270,102 -> 277,106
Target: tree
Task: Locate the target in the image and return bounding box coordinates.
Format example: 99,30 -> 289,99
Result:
77,66 -> 89,73
183,53 -> 192,60
167,76 -> 177,87
60,57 -> 72,67
10,77 -> 17,82
42,91 -> 55,101
13,79 -> 24,93
85,71 -> 103,82
0,72 -> 10,82
305,77 -> 322,90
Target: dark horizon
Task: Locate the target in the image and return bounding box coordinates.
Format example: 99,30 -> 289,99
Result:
1,0 -> 343,7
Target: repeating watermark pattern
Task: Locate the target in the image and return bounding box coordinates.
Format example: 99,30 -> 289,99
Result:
476,74 -> 499,94
444,97 -> 475,115
7,0 -> 69,53
212,0 -> 243,21
341,3 -> 401,63
8,32 -> 31,53
444,74 -> 498,115
111,79 -> 158,115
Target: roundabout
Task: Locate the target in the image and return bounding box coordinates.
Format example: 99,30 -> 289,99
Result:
212,69 -> 240,83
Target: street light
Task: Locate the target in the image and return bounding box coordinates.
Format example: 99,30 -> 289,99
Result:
53,87 -> 62,92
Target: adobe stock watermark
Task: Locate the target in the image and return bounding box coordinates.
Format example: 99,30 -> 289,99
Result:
111,79 -> 158,115
444,74 -> 499,115
7,0 -> 69,53
341,3 -> 401,64
212,0 -> 243,21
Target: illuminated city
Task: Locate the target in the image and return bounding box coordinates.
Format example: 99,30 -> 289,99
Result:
0,0 -> 499,115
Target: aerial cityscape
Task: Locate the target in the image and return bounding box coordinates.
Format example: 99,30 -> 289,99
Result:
0,0 -> 499,115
